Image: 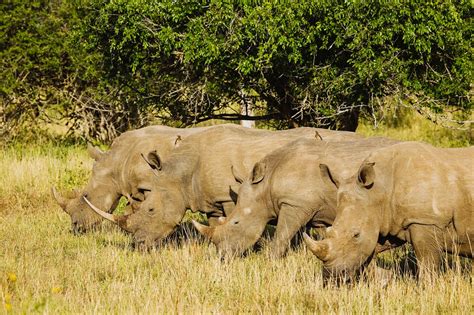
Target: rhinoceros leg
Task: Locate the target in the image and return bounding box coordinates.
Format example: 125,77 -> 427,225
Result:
409,224 -> 443,280
268,204 -> 313,258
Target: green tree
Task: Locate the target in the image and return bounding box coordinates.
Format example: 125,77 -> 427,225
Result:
1,0 -> 150,142
76,0 -> 472,131
1,0 -> 78,137
2,0 -> 472,141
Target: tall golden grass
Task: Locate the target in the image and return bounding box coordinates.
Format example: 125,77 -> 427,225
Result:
1,113 -> 472,313
357,106 -> 472,147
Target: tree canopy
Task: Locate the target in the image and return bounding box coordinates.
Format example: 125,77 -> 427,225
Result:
2,0 -> 472,141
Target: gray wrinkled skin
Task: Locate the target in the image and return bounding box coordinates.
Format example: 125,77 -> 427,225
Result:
109,125 -> 363,248
53,125 -> 207,233
308,142 -> 474,281
205,137 -> 399,258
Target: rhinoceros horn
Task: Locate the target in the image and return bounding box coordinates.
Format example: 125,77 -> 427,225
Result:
192,220 -> 215,239
83,196 -> 132,232
83,196 -> 116,223
51,186 -> 70,213
303,232 -> 329,261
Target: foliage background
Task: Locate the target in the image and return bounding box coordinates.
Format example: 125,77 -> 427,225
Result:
1,0 -> 472,142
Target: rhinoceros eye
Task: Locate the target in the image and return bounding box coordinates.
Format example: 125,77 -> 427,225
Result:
233,221 -> 239,225
148,208 -> 154,213
352,231 -> 360,239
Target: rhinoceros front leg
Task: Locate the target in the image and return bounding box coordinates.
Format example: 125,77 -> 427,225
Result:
409,224 -> 443,281
268,204 -> 313,258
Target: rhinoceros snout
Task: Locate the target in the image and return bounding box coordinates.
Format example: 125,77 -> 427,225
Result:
131,237 -> 157,252
71,221 -> 86,235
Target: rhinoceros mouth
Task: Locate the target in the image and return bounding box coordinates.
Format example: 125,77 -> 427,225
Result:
71,225 -> 87,235
131,237 -> 162,252
131,238 -> 152,252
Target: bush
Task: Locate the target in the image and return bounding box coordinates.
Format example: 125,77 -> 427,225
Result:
1,1 -> 77,137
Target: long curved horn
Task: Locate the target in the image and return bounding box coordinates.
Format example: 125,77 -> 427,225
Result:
83,196 -> 133,233
51,186 -> 70,212
303,233 -> 329,261
83,196 -> 117,224
192,220 -> 215,239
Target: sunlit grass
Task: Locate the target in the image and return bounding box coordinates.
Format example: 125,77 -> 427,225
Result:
1,202 -> 472,313
1,114 -> 472,313
357,107 -> 472,147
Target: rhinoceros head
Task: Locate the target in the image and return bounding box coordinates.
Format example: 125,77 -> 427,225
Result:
52,144 -> 122,234
194,162 -> 270,258
84,150 -> 187,248
304,162 -> 382,282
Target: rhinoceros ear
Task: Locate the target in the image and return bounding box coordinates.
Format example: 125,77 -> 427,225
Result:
144,150 -> 162,171
231,165 -> 244,184
319,164 -> 339,188
87,144 -> 104,161
357,162 -> 375,189
251,162 -> 265,184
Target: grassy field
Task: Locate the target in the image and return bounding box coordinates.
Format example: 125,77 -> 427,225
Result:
1,112 -> 473,313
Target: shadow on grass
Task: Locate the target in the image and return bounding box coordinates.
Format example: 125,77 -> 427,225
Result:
94,220 -> 207,252
375,244 -> 473,280
166,221 -> 207,246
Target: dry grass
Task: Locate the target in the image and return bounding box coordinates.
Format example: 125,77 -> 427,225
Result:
1,115 -> 473,313
357,107 -> 472,147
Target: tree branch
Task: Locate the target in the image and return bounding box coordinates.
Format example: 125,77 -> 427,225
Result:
185,112 -> 281,126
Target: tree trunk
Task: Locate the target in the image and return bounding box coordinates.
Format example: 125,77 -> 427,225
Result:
337,108 -> 360,131
239,88 -> 255,128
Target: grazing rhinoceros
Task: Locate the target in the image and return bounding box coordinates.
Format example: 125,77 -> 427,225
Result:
85,125 -> 363,248
304,142 -> 474,281
192,137 -> 399,258
52,124 -> 208,233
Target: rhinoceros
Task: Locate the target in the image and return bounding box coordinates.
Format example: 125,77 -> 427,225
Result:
304,142 -> 474,281
52,124 -> 209,233
192,137 -> 399,258
85,125 -> 363,247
